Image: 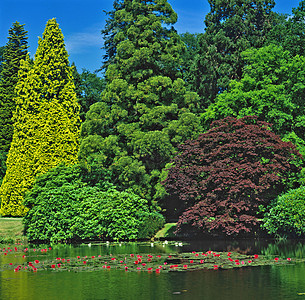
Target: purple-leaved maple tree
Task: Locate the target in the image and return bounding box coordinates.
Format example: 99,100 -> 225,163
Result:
163,116 -> 303,236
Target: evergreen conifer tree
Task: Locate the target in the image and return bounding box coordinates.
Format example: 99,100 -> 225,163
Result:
80,0 -> 202,206
0,19 -> 80,216
0,22 -> 28,153
192,0 -> 275,106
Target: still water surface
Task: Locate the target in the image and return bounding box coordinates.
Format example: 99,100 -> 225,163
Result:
1,239 -> 305,300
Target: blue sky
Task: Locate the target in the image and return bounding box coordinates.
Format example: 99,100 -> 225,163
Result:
0,0 -> 302,73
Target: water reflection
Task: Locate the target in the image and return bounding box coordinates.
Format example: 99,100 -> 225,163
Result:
1,239 -> 305,299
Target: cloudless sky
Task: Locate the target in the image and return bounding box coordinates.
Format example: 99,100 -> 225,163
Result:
0,0 -> 302,73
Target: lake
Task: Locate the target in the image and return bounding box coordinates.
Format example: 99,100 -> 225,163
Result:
1,239 -> 305,299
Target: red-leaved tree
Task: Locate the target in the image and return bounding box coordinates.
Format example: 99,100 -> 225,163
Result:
163,116 -> 303,236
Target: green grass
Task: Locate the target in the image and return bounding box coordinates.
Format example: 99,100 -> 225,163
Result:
0,217 -> 26,243
154,223 -> 177,239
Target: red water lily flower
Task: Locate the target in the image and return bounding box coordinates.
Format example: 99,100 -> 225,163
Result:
51,264 -> 56,268
34,260 -> 39,264
254,254 -> 259,259
274,257 -> 279,262
287,258 -> 292,261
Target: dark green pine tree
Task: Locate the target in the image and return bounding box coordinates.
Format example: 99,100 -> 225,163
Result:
192,0 -> 275,106
80,0 -> 202,206
267,1 -> 305,57
0,22 -> 28,153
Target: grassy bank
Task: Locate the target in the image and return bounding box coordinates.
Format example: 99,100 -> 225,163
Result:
0,217 -> 26,243
154,223 -> 177,239
0,218 -> 176,244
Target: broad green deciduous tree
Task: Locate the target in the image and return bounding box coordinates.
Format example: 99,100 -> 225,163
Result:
0,19 -> 80,216
0,22 -> 28,153
204,45 -> 305,155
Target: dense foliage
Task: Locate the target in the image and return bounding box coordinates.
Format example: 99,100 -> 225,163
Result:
261,186 -> 305,237
267,1 -> 305,57
23,164 -> 164,242
0,22 -> 28,153
163,116 -> 302,236
1,1 -> 305,240
72,66 -> 106,121
0,19 -> 80,216
80,0 -> 202,206
192,0 -> 275,105
204,45 -> 305,155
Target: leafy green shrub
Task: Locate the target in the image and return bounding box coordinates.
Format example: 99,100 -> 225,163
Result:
137,211 -> 165,239
262,186 -> 305,237
23,164 -> 164,242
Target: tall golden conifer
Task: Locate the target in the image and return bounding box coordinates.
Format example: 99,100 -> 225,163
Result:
0,19 -> 80,216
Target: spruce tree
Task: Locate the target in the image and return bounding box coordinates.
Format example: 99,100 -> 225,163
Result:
192,0 -> 275,106
0,19 -> 80,216
0,22 -> 28,153
80,0 -> 202,206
